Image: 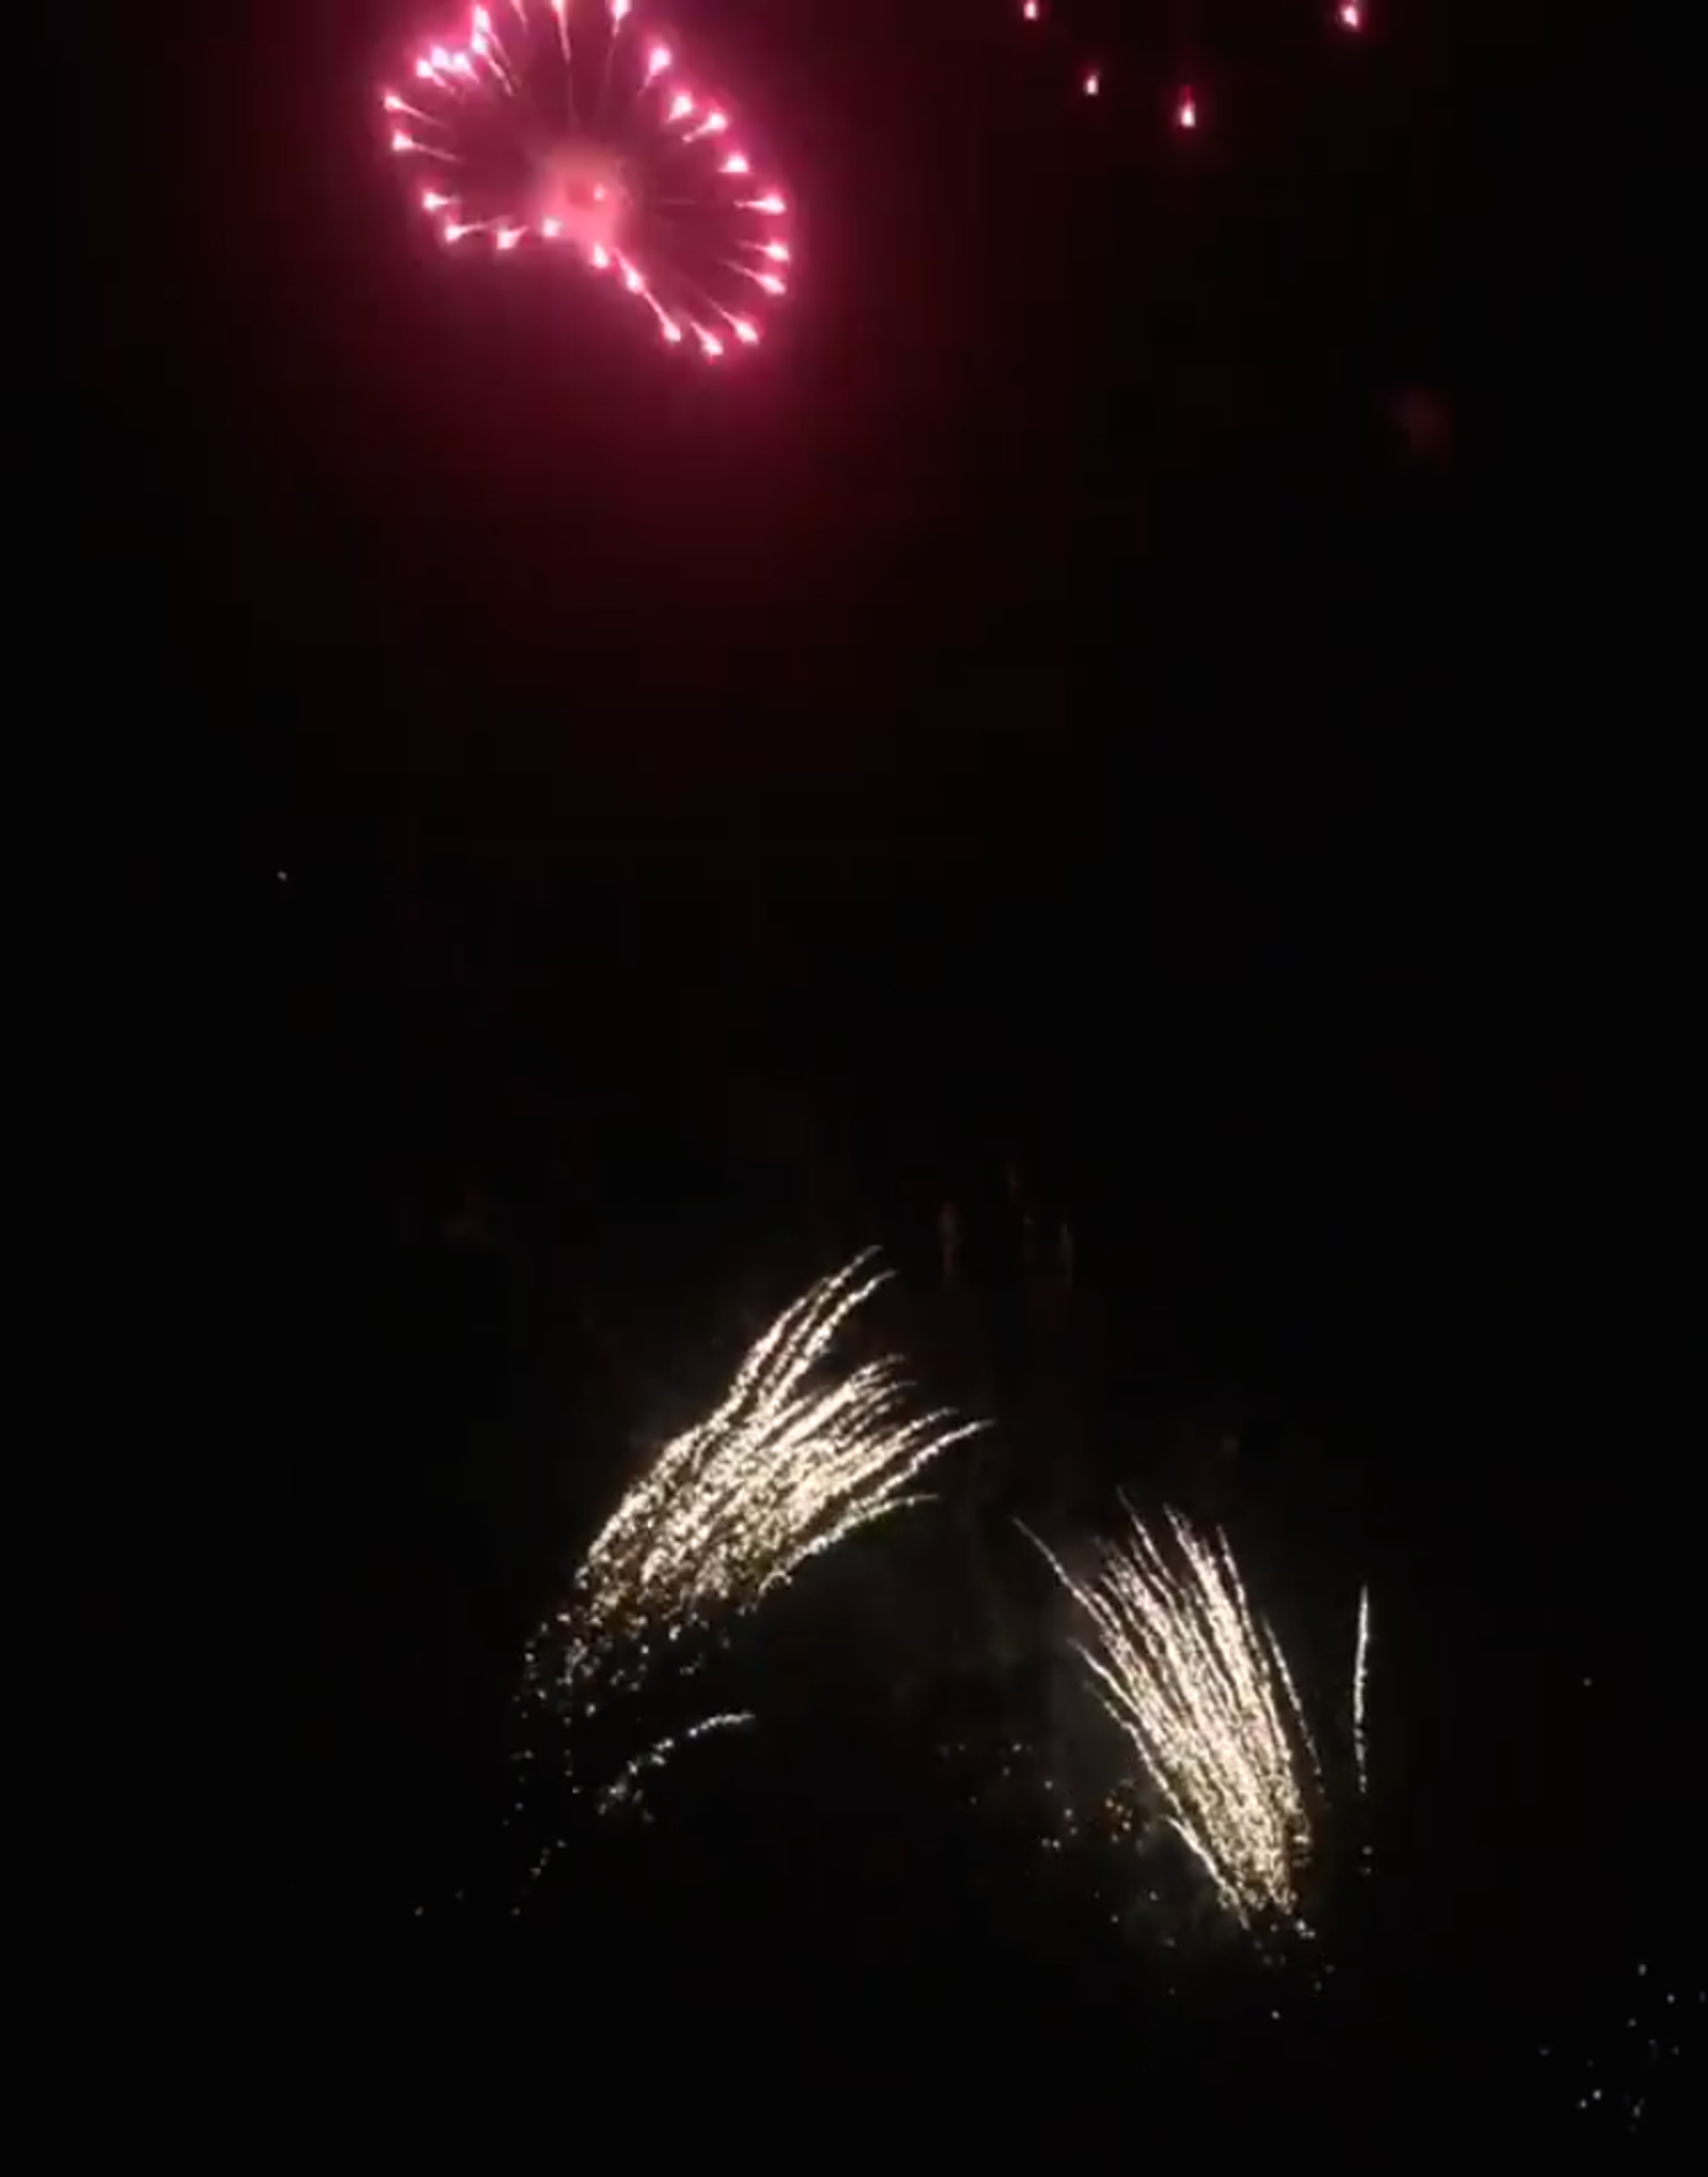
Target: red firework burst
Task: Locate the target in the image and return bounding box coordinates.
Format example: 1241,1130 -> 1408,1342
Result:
382,1 -> 790,358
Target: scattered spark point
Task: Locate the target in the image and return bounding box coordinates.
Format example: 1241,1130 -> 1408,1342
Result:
1013,5 -> 1365,139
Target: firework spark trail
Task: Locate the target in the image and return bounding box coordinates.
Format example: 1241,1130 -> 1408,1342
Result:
539,1251 -> 983,1710
1032,1506 -> 1330,1929
382,0 -> 790,356
598,1709 -> 754,1812
1353,1582 -> 1370,1794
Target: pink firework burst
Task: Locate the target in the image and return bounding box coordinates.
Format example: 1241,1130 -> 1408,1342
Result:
382,1 -> 790,358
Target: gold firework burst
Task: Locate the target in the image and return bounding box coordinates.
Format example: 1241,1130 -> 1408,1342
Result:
1033,1506 -> 1335,1930
541,1251 -> 983,1705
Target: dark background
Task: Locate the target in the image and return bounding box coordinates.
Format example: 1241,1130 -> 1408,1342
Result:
61,0 -> 1699,2149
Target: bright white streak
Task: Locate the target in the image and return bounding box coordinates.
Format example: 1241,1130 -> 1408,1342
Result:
1353,1582 -> 1371,1794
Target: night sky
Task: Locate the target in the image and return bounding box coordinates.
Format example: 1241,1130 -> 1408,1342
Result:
65,0 -> 1698,2147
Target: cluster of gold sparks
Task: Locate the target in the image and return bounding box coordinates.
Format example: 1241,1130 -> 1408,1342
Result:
1034,1507 -> 1357,1931
540,1250 -> 983,1709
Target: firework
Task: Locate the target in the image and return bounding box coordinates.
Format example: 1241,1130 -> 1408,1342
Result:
1032,1505 -> 1345,1930
596,1708 -> 755,1812
381,2 -> 792,357
1007,0 -> 1367,133
534,1250 -> 982,1713
1352,1581 -> 1370,1793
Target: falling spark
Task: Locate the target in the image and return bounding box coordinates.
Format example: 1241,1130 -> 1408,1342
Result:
1353,1583 -> 1371,1793
1031,1505 -> 1333,1930
536,1251 -> 983,1707
1011,6 -> 1368,140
